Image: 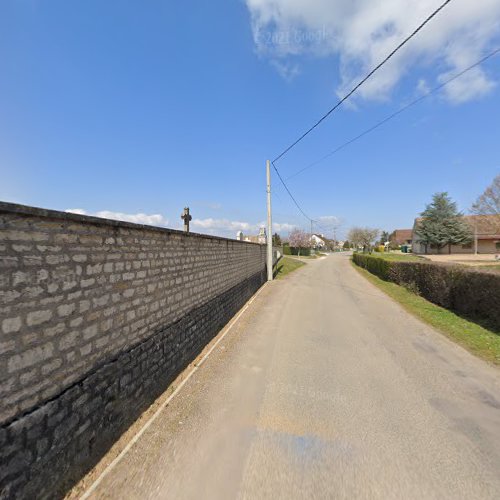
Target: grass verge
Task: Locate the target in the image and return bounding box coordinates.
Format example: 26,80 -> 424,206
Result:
275,256 -> 306,279
368,252 -> 423,262
476,264 -> 500,273
352,261 -> 500,366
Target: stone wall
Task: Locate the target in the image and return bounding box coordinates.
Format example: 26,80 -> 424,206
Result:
0,202 -> 267,498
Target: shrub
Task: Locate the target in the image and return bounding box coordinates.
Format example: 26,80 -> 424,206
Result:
352,253 -> 391,280
282,244 -> 311,256
295,247 -> 310,256
353,255 -> 500,329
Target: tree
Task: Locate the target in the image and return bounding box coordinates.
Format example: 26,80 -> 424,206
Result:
347,227 -> 379,252
417,192 -> 472,254
343,240 -> 350,250
379,231 -> 390,245
272,233 -> 282,246
471,174 -> 500,215
288,228 -> 311,257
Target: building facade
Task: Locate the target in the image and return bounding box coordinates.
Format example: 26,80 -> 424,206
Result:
412,215 -> 500,254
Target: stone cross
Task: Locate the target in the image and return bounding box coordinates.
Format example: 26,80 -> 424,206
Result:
181,207 -> 192,233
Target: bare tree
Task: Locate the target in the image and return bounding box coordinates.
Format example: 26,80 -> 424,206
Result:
471,174 -> 500,215
347,227 -> 379,252
288,228 -> 311,257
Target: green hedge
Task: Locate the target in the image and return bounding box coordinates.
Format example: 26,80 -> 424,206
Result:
352,254 -> 500,330
352,253 -> 391,280
283,244 -> 311,256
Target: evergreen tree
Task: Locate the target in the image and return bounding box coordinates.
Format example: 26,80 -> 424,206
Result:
343,240 -> 350,250
379,231 -> 390,245
417,192 -> 472,254
272,232 -> 282,246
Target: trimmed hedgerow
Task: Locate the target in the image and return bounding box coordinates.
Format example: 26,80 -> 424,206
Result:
283,244 -> 311,256
352,253 -> 500,330
352,253 -> 391,280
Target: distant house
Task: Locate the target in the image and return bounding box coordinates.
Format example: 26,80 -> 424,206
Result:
311,233 -> 326,249
412,214 -> 500,254
239,226 -> 267,244
390,229 -> 413,246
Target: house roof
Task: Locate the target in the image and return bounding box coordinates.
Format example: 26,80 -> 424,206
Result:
413,214 -> 500,240
391,229 -> 413,243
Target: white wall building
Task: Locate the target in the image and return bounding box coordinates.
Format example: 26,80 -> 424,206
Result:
311,234 -> 326,248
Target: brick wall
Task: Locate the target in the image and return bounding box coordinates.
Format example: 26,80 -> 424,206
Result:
0,202 -> 267,498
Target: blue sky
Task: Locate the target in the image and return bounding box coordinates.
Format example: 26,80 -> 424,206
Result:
1,0 -> 499,239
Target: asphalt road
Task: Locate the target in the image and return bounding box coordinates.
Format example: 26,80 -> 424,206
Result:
86,253 -> 500,499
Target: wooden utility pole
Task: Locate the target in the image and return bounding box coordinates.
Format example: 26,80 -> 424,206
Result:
181,207 -> 192,233
266,160 -> 273,281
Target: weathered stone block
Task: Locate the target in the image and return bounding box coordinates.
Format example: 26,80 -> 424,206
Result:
2,316 -> 22,334
59,331 -> 79,351
26,310 -> 52,327
57,303 -> 76,317
8,343 -> 54,372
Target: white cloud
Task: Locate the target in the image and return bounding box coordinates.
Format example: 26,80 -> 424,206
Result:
191,218 -> 296,236
318,215 -> 342,226
65,209 -> 169,227
191,218 -> 254,232
416,78 -> 430,95
270,60 -> 300,81
273,222 -> 295,232
66,208 -> 87,215
246,0 -> 500,103
438,66 -> 496,103
65,210 -> 296,238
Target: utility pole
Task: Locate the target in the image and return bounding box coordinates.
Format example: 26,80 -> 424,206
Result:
266,160 -> 273,281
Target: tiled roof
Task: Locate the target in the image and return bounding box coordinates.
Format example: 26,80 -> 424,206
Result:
391,229 -> 413,243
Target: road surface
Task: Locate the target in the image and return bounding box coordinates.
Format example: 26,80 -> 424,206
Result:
85,253 -> 500,499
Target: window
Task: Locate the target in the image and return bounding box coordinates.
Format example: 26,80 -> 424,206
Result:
496,241 -> 500,250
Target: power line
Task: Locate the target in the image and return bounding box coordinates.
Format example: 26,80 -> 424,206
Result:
271,162 -> 312,221
286,47 -> 500,181
272,0 -> 454,164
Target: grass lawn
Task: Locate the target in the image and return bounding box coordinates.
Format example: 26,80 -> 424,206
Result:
476,264 -> 500,273
352,261 -> 500,366
275,256 -> 306,279
366,252 -> 423,262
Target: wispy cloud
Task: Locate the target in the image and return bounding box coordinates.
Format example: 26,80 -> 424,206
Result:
191,218 -> 297,236
66,209 -> 296,238
270,60 -> 300,81
191,218 -> 254,232
438,66 -> 496,104
246,0 -> 500,103
318,215 -> 342,226
273,222 -> 295,232
65,209 -> 169,227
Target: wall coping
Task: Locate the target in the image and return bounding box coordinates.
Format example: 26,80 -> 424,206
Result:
0,201 -> 263,246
